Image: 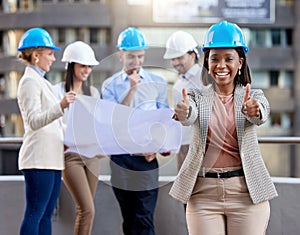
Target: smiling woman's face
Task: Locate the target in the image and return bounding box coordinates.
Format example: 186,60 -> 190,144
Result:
33,48 -> 56,72
73,63 -> 92,82
208,48 -> 243,92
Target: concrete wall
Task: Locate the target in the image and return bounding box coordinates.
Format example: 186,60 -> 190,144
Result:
0,176 -> 299,235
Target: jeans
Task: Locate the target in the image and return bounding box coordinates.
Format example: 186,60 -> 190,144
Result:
20,169 -> 62,235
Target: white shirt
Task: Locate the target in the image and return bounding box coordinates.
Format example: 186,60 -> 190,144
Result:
52,82 -> 100,124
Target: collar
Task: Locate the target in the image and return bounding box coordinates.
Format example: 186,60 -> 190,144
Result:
29,65 -> 46,78
180,64 -> 200,80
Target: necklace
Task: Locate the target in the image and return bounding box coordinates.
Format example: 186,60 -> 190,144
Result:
217,93 -> 233,104
72,83 -> 83,94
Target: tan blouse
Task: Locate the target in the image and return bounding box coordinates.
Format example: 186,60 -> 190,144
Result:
202,92 -> 241,168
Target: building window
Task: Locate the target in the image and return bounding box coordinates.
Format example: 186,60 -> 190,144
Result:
90,28 -> 99,44
1,0 -> 38,12
57,28 -> 66,44
1,0 -> 18,12
282,71 -> 293,88
251,71 -> 269,89
276,0 -> 294,6
271,29 -> 281,46
270,112 -> 293,128
251,70 -> 293,89
89,28 -> 110,45
286,29 -> 293,45
250,29 -> 292,48
253,29 -> 268,47
46,27 -> 111,45
270,71 -> 279,86
75,28 -> 86,42
3,30 -> 21,56
271,113 -> 282,127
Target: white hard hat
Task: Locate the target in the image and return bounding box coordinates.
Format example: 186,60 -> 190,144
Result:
61,41 -> 99,66
163,31 -> 198,59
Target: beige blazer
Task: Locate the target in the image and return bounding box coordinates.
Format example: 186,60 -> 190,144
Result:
17,66 -> 64,170
169,85 -> 278,204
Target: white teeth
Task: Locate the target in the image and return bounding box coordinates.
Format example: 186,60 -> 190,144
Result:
216,72 -> 229,76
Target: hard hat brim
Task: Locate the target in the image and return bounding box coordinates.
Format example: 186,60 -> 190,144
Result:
163,50 -> 186,59
18,45 -> 61,52
117,45 -> 149,51
62,59 -> 99,66
201,44 -> 249,53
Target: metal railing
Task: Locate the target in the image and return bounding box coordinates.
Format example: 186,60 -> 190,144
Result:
0,137 -> 23,144
1,136 -> 300,144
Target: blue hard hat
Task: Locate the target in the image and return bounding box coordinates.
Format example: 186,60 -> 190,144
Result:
202,20 -> 249,53
18,28 -> 60,52
116,27 -> 148,51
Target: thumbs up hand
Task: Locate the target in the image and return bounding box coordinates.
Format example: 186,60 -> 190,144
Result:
243,84 -> 260,117
174,88 -> 190,121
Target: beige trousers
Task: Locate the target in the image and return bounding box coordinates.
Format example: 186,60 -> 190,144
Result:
186,170 -> 270,235
63,152 -> 101,235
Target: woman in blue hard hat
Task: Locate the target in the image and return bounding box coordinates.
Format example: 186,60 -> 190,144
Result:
53,41 -> 102,235
170,20 -> 278,235
17,28 -> 76,235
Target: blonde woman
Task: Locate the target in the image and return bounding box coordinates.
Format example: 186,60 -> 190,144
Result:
17,28 -> 75,235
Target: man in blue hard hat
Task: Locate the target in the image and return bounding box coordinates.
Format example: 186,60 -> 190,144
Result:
101,27 -> 169,235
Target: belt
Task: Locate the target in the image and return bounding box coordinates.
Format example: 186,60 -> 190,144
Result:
199,169 -> 244,178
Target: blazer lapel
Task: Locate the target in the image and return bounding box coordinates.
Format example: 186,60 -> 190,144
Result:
234,86 -> 245,150
26,67 -> 57,101
199,85 -> 214,152
44,79 -> 60,102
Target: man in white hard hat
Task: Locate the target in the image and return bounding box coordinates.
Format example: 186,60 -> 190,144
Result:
164,30 -> 204,172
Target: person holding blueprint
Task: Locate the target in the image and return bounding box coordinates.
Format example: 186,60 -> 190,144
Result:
53,41 -> 101,235
101,27 -> 169,235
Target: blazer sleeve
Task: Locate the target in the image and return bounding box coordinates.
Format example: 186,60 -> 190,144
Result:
18,77 -> 63,131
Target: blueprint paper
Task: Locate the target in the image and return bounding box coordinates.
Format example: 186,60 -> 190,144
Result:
64,95 -> 182,158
